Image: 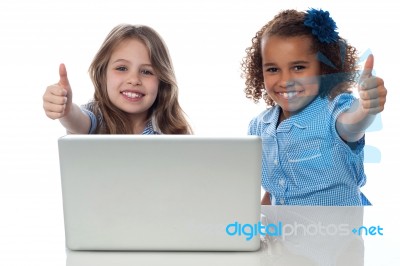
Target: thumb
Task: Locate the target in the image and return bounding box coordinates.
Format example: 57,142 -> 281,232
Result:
359,54 -> 374,85
58,63 -> 71,91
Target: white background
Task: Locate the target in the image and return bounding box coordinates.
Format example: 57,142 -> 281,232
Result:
0,0 -> 399,265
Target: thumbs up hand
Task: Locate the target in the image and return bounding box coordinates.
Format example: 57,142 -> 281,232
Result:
358,54 -> 387,115
336,54 -> 387,142
43,64 -> 73,119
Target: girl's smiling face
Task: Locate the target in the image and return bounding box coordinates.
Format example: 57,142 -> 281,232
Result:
106,38 -> 159,122
261,35 -> 320,121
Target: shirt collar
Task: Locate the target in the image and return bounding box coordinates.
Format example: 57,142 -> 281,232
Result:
261,96 -> 325,133
142,120 -> 160,135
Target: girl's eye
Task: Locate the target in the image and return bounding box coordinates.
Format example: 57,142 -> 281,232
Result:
293,65 -> 305,71
266,67 -> 278,73
116,66 -> 128,71
141,69 -> 154,75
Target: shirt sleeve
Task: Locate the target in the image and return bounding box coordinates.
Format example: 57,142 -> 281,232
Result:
330,93 -> 365,153
80,102 -> 98,134
80,107 -> 97,134
330,93 -> 356,121
248,117 -> 257,135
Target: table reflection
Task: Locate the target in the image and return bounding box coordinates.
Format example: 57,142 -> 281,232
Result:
67,248 -> 264,266
67,206 -> 364,266
260,206 -> 364,265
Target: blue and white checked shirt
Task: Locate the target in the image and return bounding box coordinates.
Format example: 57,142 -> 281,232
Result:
81,102 -> 159,135
248,94 -> 370,206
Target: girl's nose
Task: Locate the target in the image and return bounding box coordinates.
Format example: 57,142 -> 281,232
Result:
127,72 -> 141,86
278,72 -> 295,88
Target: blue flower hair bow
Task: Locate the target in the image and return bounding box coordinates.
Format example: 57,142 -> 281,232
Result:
304,8 -> 339,43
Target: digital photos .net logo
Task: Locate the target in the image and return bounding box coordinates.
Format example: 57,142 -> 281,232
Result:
225,221 -> 383,241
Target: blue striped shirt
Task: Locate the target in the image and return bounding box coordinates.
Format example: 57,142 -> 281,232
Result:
248,94 -> 370,206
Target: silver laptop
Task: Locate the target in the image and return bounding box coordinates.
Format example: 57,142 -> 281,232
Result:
58,135 -> 261,251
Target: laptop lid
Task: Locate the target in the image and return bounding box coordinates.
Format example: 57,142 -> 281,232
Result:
58,135 -> 261,251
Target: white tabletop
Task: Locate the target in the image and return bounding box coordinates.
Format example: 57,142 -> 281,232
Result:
1,199 -> 398,266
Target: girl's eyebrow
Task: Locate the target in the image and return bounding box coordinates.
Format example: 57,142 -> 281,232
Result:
263,62 -> 277,67
290,60 -> 310,65
111,59 -> 153,67
263,60 -> 310,67
111,59 -> 129,64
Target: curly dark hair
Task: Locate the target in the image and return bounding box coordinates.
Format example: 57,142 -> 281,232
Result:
241,9 -> 359,106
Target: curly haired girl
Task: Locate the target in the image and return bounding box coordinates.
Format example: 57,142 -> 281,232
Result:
242,9 -> 387,205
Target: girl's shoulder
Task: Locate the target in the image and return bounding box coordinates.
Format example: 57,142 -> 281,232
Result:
331,92 -> 356,103
81,100 -> 96,111
327,92 -> 357,113
248,105 -> 279,134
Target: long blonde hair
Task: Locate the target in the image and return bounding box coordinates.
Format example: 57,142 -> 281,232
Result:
88,24 -> 192,134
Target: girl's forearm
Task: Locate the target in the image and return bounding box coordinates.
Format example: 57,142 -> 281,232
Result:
60,103 -> 91,134
336,99 -> 376,142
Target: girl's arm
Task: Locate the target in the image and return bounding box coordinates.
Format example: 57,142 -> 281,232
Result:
59,103 -> 91,134
43,64 -> 91,134
336,55 -> 387,142
261,191 -> 271,205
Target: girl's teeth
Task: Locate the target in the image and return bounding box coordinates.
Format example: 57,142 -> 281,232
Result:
281,91 -> 297,99
123,92 -> 142,98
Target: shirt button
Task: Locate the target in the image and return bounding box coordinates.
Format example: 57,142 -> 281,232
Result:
279,179 -> 285,187
274,159 -> 278,165
280,199 -> 285,205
